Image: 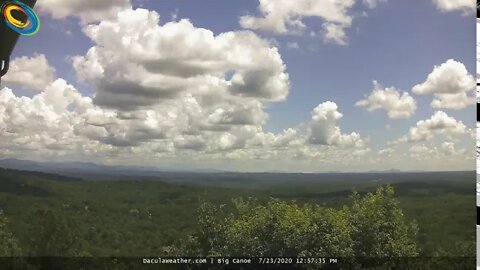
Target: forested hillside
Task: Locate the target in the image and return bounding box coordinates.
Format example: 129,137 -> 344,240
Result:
0,168 -> 474,269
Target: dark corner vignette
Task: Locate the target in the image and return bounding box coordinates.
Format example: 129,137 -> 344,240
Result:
478,0 -> 480,18
477,206 -> 480,225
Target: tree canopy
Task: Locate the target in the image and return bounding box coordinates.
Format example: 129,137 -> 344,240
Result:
180,185 -> 419,268
0,210 -> 21,257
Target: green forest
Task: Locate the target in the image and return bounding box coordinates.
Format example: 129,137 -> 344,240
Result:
0,168 -> 475,269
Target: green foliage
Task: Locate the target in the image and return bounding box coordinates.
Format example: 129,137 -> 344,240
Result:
0,168 -> 474,265
183,185 -> 420,269
26,208 -> 85,257
434,239 -> 475,257
217,198 -> 354,258
0,211 -> 33,270
350,186 -> 418,257
0,210 -> 22,256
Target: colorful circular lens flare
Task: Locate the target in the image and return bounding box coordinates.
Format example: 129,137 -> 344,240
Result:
5,6 -> 28,28
1,0 -> 39,36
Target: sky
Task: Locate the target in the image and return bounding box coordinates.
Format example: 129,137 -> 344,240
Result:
0,0 -> 476,172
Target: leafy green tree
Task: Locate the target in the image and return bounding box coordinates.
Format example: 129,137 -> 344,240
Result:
217,198 -> 354,258
181,185 -> 420,269
434,239 -> 475,257
0,211 -> 34,270
23,208 -> 93,270
350,185 -> 419,257
0,210 -> 22,256
27,208 -> 86,257
425,239 -> 476,270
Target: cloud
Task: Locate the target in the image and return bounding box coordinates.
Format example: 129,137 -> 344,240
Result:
412,59 -> 475,110
286,42 -> 300,50
408,141 -> 465,160
2,73 -> 470,172
0,80 -> 91,153
64,8 -> 368,164
363,0 -> 388,9
440,141 -> 465,156
37,0 -> 131,23
378,147 -> 395,156
477,85 -> 480,103
396,111 -> 467,143
239,0 -> 355,45
0,77 -> 369,171
67,7 -> 298,162
170,8 -> 179,21
206,100 -> 268,126
0,79 -> 250,155
0,7 -> 370,170
356,80 -> 417,119
477,20 -> 480,85
2,4 -> 471,172
308,101 -> 365,147
353,148 -> 371,157
412,59 -> 475,95
409,145 -> 431,154
322,23 -> 348,45
2,54 -> 56,91
72,9 -> 290,113
477,122 -> 480,141
429,92 -> 476,110
432,0 -> 475,14
409,144 -> 438,158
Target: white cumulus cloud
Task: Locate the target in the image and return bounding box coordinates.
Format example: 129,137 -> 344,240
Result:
356,80 -> 417,119
72,9 -> 290,113
432,0 -> 475,14
309,101 -> 365,147
37,0 -> 131,23
412,59 -> 475,110
286,42 -> 300,50
322,23 -> 348,45
2,54 -> 56,91
363,0 -> 388,9
0,6 -> 372,171
239,0 -> 355,45
396,111 -> 467,143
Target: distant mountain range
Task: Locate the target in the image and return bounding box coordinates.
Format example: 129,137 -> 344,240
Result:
0,158 -> 468,183
0,159 -> 437,176
0,158 -> 473,189
367,169 -> 403,173
0,158 -> 217,180
2,158 -> 262,181
0,158 -> 157,172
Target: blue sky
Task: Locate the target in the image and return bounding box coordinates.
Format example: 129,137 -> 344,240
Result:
1,0 -> 476,172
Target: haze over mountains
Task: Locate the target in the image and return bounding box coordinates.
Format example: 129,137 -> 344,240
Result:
0,159 -> 471,188
0,159 -> 407,178
0,158 -> 221,180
